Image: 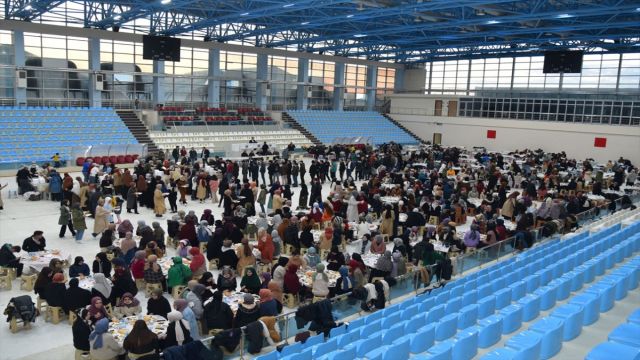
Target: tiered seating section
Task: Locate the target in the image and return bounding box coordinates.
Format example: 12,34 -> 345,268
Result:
287,110 -> 418,145
149,127 -> 312,154
586,308 -> 640,359
261,220 -> 640,360
160,107 -> 274,126
0,107 -> 138,164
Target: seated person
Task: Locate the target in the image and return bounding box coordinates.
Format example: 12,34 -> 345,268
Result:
69,256 -> 91,278
113,292 -> 142,319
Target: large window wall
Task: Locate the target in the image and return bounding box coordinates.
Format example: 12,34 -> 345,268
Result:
425,53 -> 640,95
0,27 -> 397,109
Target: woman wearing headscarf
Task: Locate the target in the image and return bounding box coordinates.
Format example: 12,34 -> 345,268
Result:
123,320 -> 160,358
327,247 -> 346,273
311,263 -> 330,299
346,191 -> 359,223
236,237 -> 256,275
89,318 -> 125,360
167,257 -> 192,294
113,292 -> 141,319
260,272 -> 271,290
143,254 -> 165,290
234,293 -> 261,328
87,296 -> 109,325
335,266 -> 353,295
299,222 -> 314,249
69,256 -> 91,278
130,250 -> 147,284
153,184 -> 166,218
239,266 -> 261,295
392,237 -> 407,257
147,288 -> 171,320
152,222 -> 166,250
272,257 -> 288,289
185,284 -> 206,319
90,273 -> 112,307
174,299 -> 200,340
203,290 -> 233,332
92,252 -> 112,278
179,218 -> 198,247
196,175 -> 207,203
283,264 -> 301,295
110,260 -> 137,305
379,205 -> 395,237
71,203 -> 87,242
72,309 -> 92,359
217,266 -> 238,292
370,250 -> 393,282
196,220 -> 212,246
304,247 -> 321,268
93,199 -> 110,238
270,229 -> 282,259
163,310 -> 193,349
257,229 -> 275,263
219,239 -> 239,270
116,220 -> 133,239
391,251 -> 407,278
319,226 -> 333,251
370,234 -> 386,254
44,273 -> 67,308
188,247 -> 206,278
309,202 -> 323,223
463,223 -> 481,248
126,182 -> 139,214
259,289 -> 280,316
64,277 -> 92,313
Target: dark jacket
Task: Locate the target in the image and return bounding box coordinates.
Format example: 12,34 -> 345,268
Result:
72,318 -> 92,351
294,299 -> 336,336
258,299 -> 279,317
163,320 -> 192,349
233,304 -> 261,329
245,321 -> 265,354
147,296 -> 172,319
64,286 -> 92,313
69,263 -> 91,278
22,236 -> 46,252
44,282 -> 66,307
283,224 -> 300,248
204,300 -> 234,331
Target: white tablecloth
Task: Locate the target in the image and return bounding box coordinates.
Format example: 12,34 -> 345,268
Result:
223,291 -> 260,312
297,267 -> 339,287
108,315 -> 168,346
21,250 -> 72,273
362,253 -> 381,268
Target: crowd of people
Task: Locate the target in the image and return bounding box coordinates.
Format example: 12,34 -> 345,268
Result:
2,140 -> 638,360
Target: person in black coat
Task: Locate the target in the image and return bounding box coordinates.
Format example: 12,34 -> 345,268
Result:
147,288 -> 172,320
98,227 -> 115,249
44,273 -> 67,308
206,226 -> 224,261
233,294 -> 261,329
110,267 -> 138,306
204,290 -> 234,331
92,252 -> 112,278
0,244 -> 24,276
22,231 -> 46,252
64,277 -> 92,313
163,310 -> 193,349
299,226 -> 314,249
72,309 -> 93,355
283,220 -> 300,249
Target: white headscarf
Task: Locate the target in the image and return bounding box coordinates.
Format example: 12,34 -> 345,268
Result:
92,273 -> 112,298
167,310 -> 190,345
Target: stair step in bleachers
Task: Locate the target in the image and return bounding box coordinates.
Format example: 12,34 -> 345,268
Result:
286,110 -> 418,145
0,106 -> 139,164
261,219 -> 640,360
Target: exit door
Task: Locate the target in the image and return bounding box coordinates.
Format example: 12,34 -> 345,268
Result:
433,133 -> 442,145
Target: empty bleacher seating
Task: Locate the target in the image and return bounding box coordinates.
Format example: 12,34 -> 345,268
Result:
262,219 -> 640,360
0,106 -> 138,164
286,110 -> 418,145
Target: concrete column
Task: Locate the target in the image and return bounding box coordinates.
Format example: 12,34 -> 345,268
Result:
13,30 -> 26,106
255,53 -> 268,111
296,58 -> 309,110
332,62 -> 345,111
88,37 -> 102,108
207,48 -> 221,107
394,67 -> 405,93
365,65 -> 377,111
152,60 -> 165,106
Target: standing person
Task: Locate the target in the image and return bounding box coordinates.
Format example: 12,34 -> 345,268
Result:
51,152 -> 62,168
58,200 -> 76,238
92,199 -> 110,238
49,169 -> 63,201
0,182 -> 7,210
71,203 -> 86,242
153,184 -> 166,218
126,183 -> 139,214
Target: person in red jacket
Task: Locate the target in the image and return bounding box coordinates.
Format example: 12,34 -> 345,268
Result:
130,250 -> 146,282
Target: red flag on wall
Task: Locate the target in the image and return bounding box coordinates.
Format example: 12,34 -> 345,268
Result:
594,137 -> 607,148
487,130 -> 496,139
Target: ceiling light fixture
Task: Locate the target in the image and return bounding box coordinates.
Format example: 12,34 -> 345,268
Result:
353,34 -> 367,38
346,14 -> 354,18
161,0 -> 171,4
240,12 -> 250,16
113,15 -> 122,20
301,21 -> 310,25
24,4 -> 32,10
486,20 -> 501,24
283,3 -> 294,8
556,13 -> 573,18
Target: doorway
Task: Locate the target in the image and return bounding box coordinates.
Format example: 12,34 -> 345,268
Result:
448,100 -> 458,117
433,133 -> 442,145
434,100 -> 443,116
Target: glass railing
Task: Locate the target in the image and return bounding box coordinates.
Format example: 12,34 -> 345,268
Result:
208,193 -> 639,359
